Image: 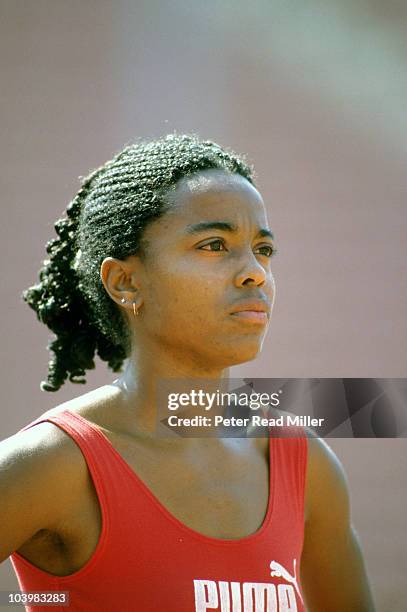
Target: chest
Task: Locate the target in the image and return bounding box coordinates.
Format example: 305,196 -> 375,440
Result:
95,433 -> 271,537
18,435 -> 271,576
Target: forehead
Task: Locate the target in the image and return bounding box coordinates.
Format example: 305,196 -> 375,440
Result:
163,168 -> 267,224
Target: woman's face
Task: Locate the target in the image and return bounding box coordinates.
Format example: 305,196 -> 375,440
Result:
130,168 -> 276,370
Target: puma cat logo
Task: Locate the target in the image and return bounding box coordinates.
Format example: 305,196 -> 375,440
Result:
270,558 -> 303,604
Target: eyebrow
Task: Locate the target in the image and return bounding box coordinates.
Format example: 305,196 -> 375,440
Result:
184,221 -> 274,240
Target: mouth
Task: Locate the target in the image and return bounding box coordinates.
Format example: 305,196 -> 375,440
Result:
230,311 -> 269,325
229,299 -> 271,325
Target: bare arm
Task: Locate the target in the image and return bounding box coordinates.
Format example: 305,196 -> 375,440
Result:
300,434 -> 376,611
0,422 -> 85,563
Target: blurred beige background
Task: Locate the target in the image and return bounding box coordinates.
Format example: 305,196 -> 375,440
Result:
1,1 -> 406,609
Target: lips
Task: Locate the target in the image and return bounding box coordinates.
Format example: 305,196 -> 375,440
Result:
229,300 -> 271,325
231,311 -> 268,324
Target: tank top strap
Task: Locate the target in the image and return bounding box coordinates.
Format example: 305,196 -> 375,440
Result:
20,408 -> 115,465
19,408 -> 119,528
269,422 -> 308,522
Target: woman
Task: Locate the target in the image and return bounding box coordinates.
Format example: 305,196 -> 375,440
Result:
0,134 -> 375,611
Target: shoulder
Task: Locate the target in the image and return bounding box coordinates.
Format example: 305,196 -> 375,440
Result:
267,410 -> 349,524
0,421 -> 91,557
43,383 -> 124,430
0,384 -> 122,517
303,428 -> 350,526
0,417 -> 89,510
299,431 -> 377,610
6,381 -> 122,447
1,417 -> 81,470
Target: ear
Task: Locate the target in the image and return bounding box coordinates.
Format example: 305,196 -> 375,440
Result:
100,256 -> 143,310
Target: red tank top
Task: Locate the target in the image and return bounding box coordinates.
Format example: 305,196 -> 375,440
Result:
10,409 -> 308,612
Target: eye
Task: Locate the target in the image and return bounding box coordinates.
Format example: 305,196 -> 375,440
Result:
198,239 -> 227,252
254,244 -> 276,257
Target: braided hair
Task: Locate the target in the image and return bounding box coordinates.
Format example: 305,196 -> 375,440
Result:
23,133 -> 255,392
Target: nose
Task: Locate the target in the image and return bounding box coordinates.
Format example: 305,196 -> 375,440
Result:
233,251 -> 268,288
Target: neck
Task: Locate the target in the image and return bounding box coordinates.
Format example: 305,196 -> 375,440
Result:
113,341 -> 232,440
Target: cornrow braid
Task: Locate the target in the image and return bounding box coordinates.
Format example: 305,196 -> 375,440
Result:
23,133 -> 255,391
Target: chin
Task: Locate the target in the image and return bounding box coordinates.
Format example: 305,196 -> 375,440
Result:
224,341 -> 264,367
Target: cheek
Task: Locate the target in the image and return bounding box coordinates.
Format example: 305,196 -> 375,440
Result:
143,267 -> 221,327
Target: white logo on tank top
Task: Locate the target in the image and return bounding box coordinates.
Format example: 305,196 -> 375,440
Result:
193,558 -> 301,611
